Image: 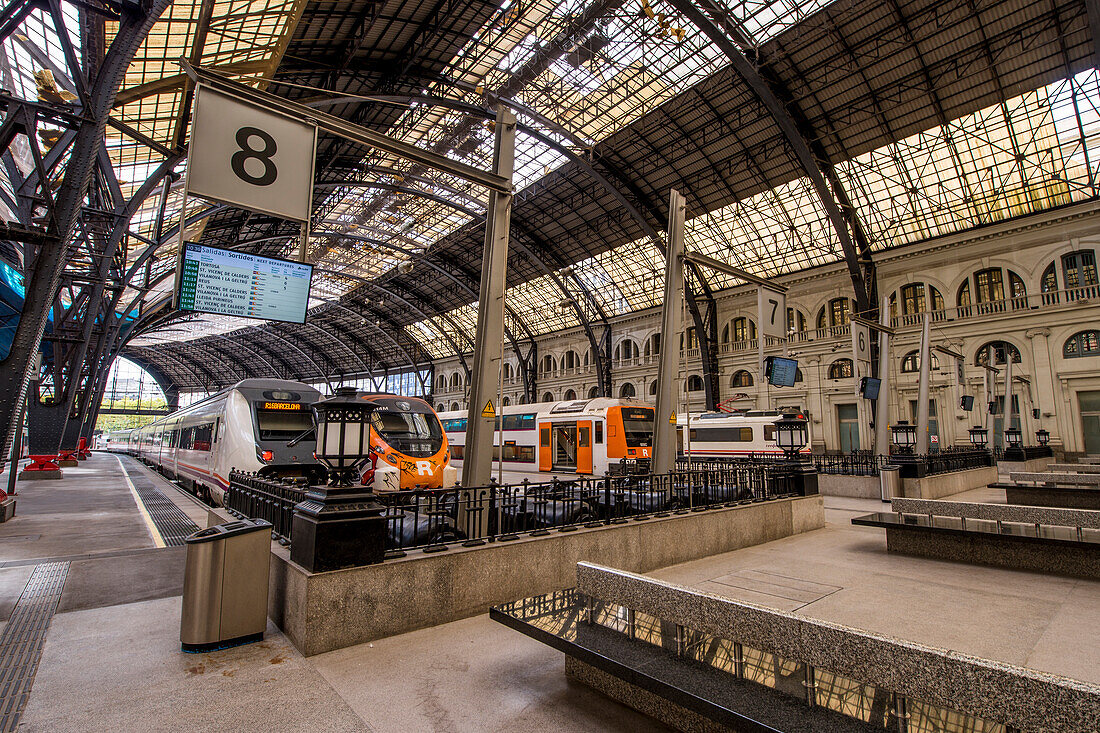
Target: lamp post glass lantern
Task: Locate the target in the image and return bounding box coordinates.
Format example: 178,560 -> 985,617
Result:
1005,426 -> 1022,448
891,421 -> 917,454
312,386 -> 380,486
968,426 -> 989,449
773,414 -> 808,460
1036,428 -> 1050,446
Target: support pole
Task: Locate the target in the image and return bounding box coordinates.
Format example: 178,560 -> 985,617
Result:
915,314 -> 931,455
1003,355 -> 1014,452
875,297 -> 891,457
461,107 -> 515,503
6,397 -> 24,496
653,189 -> 686,478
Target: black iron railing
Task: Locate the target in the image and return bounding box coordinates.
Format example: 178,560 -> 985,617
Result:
225,471 -> 307,544
923,449 -> 994,474
810,453 -> 889,476
225,464 -> 804,556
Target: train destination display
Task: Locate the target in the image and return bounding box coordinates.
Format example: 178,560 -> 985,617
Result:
176,243 -> 312,324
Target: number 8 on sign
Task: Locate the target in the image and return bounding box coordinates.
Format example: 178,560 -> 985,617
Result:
231,127 -> 278,186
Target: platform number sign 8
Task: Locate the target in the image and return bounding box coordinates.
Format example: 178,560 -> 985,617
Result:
186,85 -> 316,223
231,127 -> 278,186
757,286 -> 787,339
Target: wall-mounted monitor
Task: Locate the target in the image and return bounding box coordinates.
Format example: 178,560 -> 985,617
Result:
764,356 -> 798,388
175,242 -> 312,324
960,395 -> 974,411
860,377 -> 881,400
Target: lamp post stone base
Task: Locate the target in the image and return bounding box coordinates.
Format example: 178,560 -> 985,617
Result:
291,484 -> 387,573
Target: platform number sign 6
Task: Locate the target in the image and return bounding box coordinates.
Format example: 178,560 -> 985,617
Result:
186,85 -> 317,223
852,322 -> 871,364
757,286 -> 787,339
231,127 -> 279,186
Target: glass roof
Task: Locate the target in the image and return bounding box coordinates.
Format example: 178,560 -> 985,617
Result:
409,68 -> 1100,357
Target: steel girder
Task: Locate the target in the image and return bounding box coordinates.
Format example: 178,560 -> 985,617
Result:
0,0 -> 172,462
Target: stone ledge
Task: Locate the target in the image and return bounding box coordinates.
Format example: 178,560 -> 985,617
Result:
902,465 -> 998,499
891,497 -> 1100,528
269,494 -> 825,656
575,562 -> 1100,733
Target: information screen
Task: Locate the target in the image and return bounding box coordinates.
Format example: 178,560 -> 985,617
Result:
176,242 -> 312,324
861,377 -> 881,400
766,356 -> 799,388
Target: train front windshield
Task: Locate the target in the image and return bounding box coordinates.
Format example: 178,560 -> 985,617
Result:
371,410 -> 444,458
621,408 -> 655,447
256,409 -> 314,442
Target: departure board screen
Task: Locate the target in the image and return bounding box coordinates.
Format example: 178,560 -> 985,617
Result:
176,243 -> 312,324
766,356 -> 799,388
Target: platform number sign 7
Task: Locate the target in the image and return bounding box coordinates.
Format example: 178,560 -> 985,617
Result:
185,85 -> 317,223
757,286 -> 787,339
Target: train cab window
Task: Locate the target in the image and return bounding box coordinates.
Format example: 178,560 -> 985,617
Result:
540,427 -> 551,447
370,410 -> 444,458
764,425 -> 776,442
595,422 -> 603,444
256,408 -> 314,442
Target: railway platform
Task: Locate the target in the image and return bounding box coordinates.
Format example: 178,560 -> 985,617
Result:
0,455 -> 1096,731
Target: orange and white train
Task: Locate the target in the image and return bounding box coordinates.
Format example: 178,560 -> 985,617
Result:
438,398 -> 655,476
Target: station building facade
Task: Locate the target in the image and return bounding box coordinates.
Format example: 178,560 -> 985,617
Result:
432,202 -> 1100,457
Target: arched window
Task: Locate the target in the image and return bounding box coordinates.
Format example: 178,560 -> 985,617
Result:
437,404 -> 445,412
519,394 -> 528,405
450,373 -> 461,390
795,368 -> 804,383
542,391 -> 555,403
1064,330 -> 1100,358
891,283 -> 945,318
817,298 -> 852,329
686,375 -> 705,392
900,350 -> 940,373
972,267 -> 1026,304
786,308 -> 806,334
502,396 -> 510,407
563,389 -> 577,400
644,334 -> 661,357
615,339 -> 638,361
828,358 -> 853,379
1041,263 -> 1058,293
502,362 -> 513,380
541,354 -> 556,375
680,327 -> 699,350
562,351 -> 580,370
649,381 -> 657,396
730,370 -> 753,387
583,349 -> 591,366
731,317 -> 756,343
436,375 -> 446,392
957,279 -> 971,307
619,382 -> 636,398
1063,250 -> 1098,288
450,402 -> 460,411
975,341 -> 1022,366
588,386 -> 599,399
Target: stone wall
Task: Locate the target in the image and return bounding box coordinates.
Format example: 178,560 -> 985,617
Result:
902,465 -> 998,499
817,473 -> 881,499
268,494 -> 824,656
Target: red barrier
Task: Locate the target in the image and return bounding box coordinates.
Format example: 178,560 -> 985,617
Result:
77,437 -> 90,459
25,455 -> 60,471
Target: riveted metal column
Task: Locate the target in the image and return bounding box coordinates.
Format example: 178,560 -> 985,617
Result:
915,314 -> 931,455
653,189 -> 686,479
461,106 -> 515,505
875,297 -> 891,457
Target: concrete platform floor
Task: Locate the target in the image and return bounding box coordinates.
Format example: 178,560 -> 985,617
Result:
2,456 -> 1098,730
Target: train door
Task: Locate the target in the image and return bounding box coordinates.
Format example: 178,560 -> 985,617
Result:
554,423 -> 578,471
539,422 -> 552,471
577,421 -> 592,474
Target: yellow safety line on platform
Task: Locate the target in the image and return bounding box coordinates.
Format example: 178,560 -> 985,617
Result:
115,456 -> 166,549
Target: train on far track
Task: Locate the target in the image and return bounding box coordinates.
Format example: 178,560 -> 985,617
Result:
106,379 -> 454,504
676,410 -> 813,459
438,398 -> 655,476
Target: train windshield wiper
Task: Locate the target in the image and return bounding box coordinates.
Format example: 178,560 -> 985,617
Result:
286,426 -> 315,447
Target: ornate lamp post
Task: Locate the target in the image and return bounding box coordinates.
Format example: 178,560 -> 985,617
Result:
768,414 -> 817,496
968,426 -> 989,449
1035,428 -> 1050,446
291,387 -> 388,572
890,421 -> 917,455
773,413 -> 809,461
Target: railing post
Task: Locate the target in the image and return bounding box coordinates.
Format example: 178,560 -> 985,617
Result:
733,641 -> 744,679
804,664 -> 817,707
604,475 -> 612,525
892,693 -> 909,733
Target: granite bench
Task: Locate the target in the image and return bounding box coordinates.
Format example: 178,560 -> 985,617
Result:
493,562 -> 1100,733
1009,471 -> 1100,486
852,511 -> 1100,579
890,497 -> 1100,529
1048,463 -> 1100,473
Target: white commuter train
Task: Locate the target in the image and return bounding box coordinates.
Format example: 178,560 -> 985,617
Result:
437,398 -> 655,476
677,410 -> 813,459
107,379 -> 323,504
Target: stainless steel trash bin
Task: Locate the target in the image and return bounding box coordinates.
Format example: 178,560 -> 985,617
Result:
180,518 -> 272,652
879,465 -> 902,502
